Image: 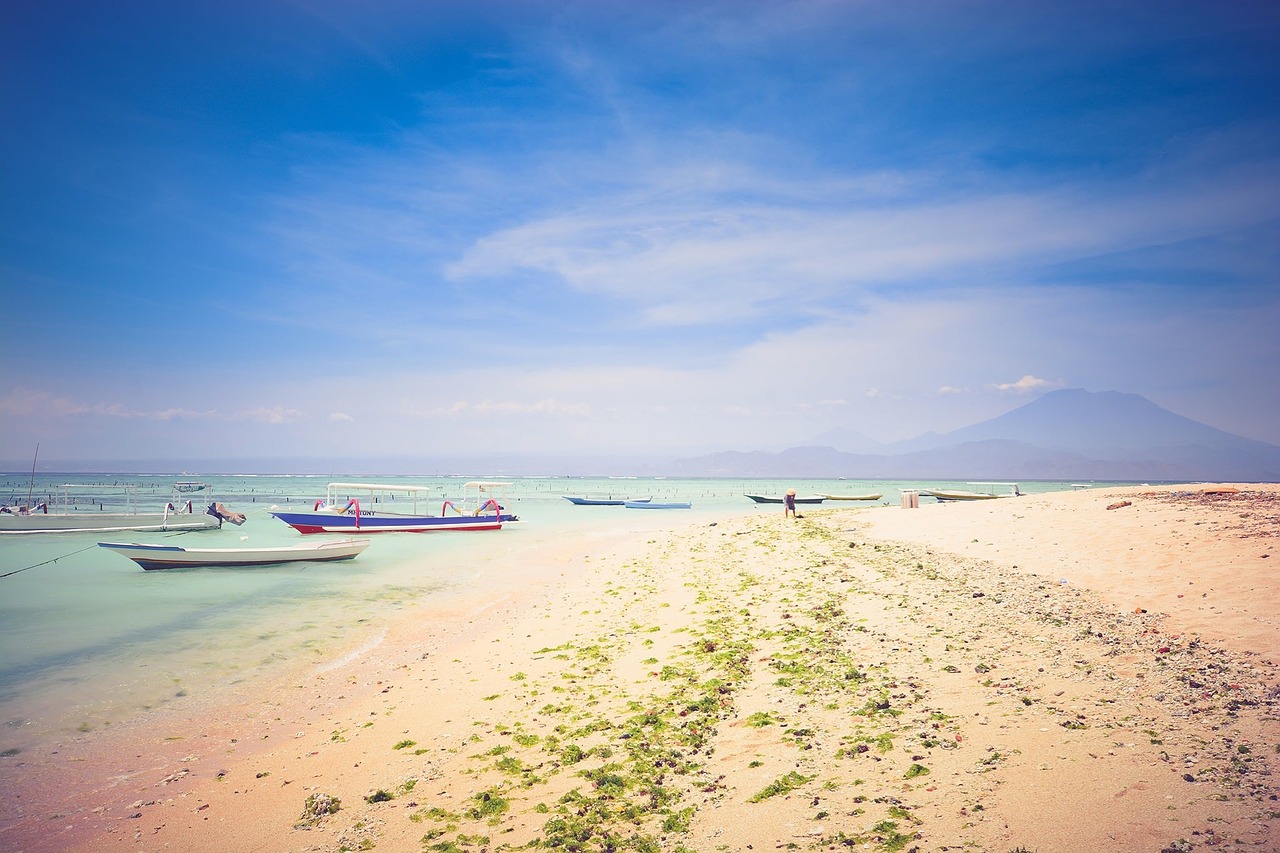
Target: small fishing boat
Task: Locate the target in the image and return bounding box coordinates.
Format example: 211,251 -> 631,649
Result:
819,493 -> 883,501
920,482 -> 1021,501
562,496 -> 651,506
624,500 -> 691,509
744,493 -> 826,505
99,538 -> 370,570
0,482 -> 240,535
269,482 -> 517,534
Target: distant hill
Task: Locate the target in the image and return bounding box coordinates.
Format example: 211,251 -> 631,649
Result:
678,389 -> 1280,481
798,427 -> 886,454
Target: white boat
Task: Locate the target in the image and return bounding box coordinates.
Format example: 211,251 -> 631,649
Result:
920,482 -> 1021,501
820,493 -> 883,501
99,538 -> 370,570
0,482 -> 239,534
563,495 -> 651,506
625,500 -> 691,509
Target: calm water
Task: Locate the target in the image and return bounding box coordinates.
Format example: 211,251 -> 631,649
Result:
0,473 -> 1125,755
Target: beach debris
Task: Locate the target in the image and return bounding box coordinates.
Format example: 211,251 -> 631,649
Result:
297,792 -> 341,826
1106,500 -> 1132,510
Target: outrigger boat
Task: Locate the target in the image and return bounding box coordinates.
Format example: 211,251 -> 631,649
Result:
0,482 -> 241,535
920,482 -> 1021,501
269,482 -> 518,534
744,493 -> 826,505
99,538 -> 369,570
625,500 -> 691,509
562,495 -> 651,506
819,493 -> 883,501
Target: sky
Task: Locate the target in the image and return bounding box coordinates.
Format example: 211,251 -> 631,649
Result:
2,0 -> 1279,467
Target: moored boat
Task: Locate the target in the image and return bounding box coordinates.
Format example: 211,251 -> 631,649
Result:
99,538 -> 370,570
744,493 -> 825,504
820,493 -> 883,501
0,482 -> 239,535
920,482 -> 1021,501
562,495 -> 651,506
269,481 -> 517,534
625,500 -> 691,509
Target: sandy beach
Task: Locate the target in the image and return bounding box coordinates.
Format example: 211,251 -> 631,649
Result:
3,484 -> 1278,852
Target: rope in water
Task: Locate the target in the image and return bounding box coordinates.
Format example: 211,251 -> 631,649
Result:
0,528 -> 198,578
0,544 -> 99,579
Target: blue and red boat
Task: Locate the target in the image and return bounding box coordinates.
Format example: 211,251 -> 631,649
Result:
270,482 -> 518,534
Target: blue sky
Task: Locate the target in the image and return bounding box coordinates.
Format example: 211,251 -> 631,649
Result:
3,0 -> 1279,465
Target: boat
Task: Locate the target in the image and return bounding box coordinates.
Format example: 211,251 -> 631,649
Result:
562,495 -> 651,506
920,482 -> 1021,502
819,493 -> 883,501
269,481 -> 517,534
98,538 -> 370,570
624,500 -> 691,509
744,494 -> 826,504
0,482 -> 240,535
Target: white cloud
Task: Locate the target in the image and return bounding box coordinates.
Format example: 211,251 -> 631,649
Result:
993,375 -> 1061,394
329,412 -> 356,423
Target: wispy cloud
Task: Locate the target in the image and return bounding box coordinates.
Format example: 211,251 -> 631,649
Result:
993,375 -> 1062,395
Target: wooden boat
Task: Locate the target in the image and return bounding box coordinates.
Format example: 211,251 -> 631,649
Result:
562,496 -> 651,506
744,494 -> 825,505
819,493 -> 883,501
920,482 -> 1021,502
624,500 -> 691,509
99,538 -> 370,570
269,482 -> 517,534
0,482 -> 236,535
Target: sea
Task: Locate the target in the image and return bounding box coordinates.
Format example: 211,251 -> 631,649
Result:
0,472 -> 1137,759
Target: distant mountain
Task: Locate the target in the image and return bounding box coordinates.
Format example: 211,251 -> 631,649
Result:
895,389 -> 1273,455
674,389 -> 1280,481
799,427 -> 886,454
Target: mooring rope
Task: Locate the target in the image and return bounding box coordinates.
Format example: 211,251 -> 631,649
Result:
0,544 -> 99,579
0,527 -> 199,579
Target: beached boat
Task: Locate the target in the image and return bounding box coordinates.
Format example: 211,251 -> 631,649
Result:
744,493 -> 826,504
625,500 -> 691,509
562,495 -> 651,506
269,481 -> 517,534
921,482 -> 1021,501
820,493 -> 883,501
0,482 -> 240,535
98,538 -> 370,570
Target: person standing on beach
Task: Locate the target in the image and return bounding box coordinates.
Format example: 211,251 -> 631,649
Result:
784,488 -> 797,519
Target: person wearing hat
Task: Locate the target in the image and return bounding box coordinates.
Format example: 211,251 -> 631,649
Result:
783,488 -> 797,519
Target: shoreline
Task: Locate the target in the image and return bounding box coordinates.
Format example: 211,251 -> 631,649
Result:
3,484 -> 1277,852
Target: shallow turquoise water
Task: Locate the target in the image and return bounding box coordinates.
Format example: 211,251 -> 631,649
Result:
0,473 -> 1126,753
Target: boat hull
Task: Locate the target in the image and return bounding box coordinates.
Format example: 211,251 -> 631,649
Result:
99,538 -> 370,570
819,494 -> 883,501
269,510 -> 511,534
744,494 -> 825,504
920,490 -> 1002,501
0,512 -> 221,535
562,496 -> 650,506
624,501 -> 691,509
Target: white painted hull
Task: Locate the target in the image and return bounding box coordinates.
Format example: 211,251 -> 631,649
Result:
0,511 -> 221,535
98,538 -> 370,570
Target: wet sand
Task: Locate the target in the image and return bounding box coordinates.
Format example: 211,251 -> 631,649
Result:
3,484 -> 1277,852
